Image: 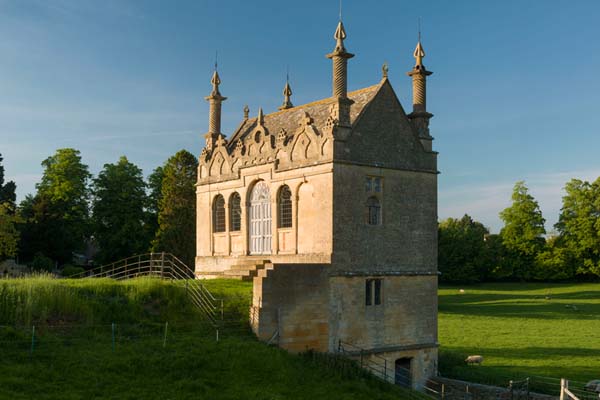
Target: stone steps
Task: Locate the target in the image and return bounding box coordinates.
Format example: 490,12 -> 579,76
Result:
219,260 -> 271,281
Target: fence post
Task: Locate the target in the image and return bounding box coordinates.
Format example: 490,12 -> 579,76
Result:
360,349 -> 364,368
161,252 -> 165,278
509,380 -> 514,400
384,358 -> 387,381
30,325 -> 35,356
111,323 -> 116,352
560,379 -> 566,400
442,384 -> 445,400
163,322 -> 168,348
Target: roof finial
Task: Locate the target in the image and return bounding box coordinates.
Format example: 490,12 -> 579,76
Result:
257,107 -> 264,125
333,20 -> 347,53
414,20 -> 426,69
243,105 -> 249,120
279,69 -> 293,110
210,51 -> 222,97
382,62 -> 388,79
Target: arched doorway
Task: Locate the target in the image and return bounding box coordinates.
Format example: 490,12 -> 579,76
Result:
395,358 -> 412,387
249,181 -> 272,255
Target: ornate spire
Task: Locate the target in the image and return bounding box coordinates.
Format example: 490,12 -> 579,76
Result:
407,32 -> 434,151
326,20 -> 354,99
278,77 -> 293,110
204,65 -> 227,149
243,105 -> 249,120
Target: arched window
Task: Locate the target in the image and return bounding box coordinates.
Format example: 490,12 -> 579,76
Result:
367,196 -> 381,226
278,185 -> 292,228
212,195 -> 226,233
229,192 -> 241,232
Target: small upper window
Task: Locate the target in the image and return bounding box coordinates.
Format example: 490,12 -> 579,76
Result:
230,192 -> 241,232
366,279 -> 382,306
367,196 -> 381,226
212,195 -> 226,233
373,177 -> 381,193
365,176 -> 383,193
278,185 -> 292,228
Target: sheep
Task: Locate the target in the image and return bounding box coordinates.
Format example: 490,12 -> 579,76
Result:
585,380 -> 600,393
465,355 -> 484,365
459,289 -> 465,294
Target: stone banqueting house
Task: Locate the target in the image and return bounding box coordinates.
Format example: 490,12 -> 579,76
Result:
195,18 -> 438,389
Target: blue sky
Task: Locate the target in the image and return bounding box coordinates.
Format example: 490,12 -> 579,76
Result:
1,0 -> 599,232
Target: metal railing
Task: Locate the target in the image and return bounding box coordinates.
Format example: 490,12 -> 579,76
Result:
69,253 -> 221,324
337,340 -> 390,382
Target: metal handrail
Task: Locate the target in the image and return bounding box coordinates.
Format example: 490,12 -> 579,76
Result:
67,252 -> 221,324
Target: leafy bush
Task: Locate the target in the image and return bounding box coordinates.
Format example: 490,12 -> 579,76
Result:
30,254 -> 54,272
61,264 -> 85,277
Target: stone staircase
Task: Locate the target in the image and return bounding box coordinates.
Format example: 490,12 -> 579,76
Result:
221,259 -> 272,281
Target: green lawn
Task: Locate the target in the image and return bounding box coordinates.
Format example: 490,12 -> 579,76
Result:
438,282 -> 600,390
0,276 -> 414,400
3,276 -> 598,398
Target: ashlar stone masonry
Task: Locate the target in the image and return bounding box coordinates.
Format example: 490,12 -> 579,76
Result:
195,19 -> 439,389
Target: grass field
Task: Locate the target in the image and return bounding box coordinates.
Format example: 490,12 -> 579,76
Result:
2,276 -> 599,398
0,276 -> 414,400
438,282 -> 600,389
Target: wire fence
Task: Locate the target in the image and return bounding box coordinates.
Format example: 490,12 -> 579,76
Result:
0,320 -> 257,359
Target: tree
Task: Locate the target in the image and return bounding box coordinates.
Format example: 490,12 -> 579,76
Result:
0,154 -> 16,208
0,203 -> 21,260
499,181 -> 546,280
17,149 -> 91,264
438,215 -> 490,283
92,156 -> 149,264
152,150 -> 198,266
146,166 -> 165,243
555,177 -> 600,277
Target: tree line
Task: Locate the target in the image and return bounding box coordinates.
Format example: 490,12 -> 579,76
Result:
0,149 -> 198,273
439,180 -> 600,283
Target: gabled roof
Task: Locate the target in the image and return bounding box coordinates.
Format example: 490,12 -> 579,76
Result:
226,81 -> 384,150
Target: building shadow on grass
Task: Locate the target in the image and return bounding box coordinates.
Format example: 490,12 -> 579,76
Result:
439,291 -> 600,320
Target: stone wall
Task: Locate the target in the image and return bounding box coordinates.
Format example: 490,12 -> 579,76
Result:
195,162 -> 333,274
252,263 -> 330,352
328,275 -> 437,351
331,164 -> 438,275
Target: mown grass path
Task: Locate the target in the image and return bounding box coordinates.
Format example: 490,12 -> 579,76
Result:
438,283 -> 600,386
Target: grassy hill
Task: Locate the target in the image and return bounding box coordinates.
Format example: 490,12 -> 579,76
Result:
438,282 -> 600,390
0,276 -> 414,400
3,276 -> 598,398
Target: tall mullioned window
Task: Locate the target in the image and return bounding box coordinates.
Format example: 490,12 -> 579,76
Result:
367,196 -> 381,225
212,195 -> 226,233
365,176 -> 383,226
278,185 -> 292,228
229,192 -> 241,231
366,279 -> 382,306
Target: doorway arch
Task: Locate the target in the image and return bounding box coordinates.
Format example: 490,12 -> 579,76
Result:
249,181 -> 272,255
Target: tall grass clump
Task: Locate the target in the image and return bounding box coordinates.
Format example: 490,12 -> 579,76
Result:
0,274 -> 195,327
